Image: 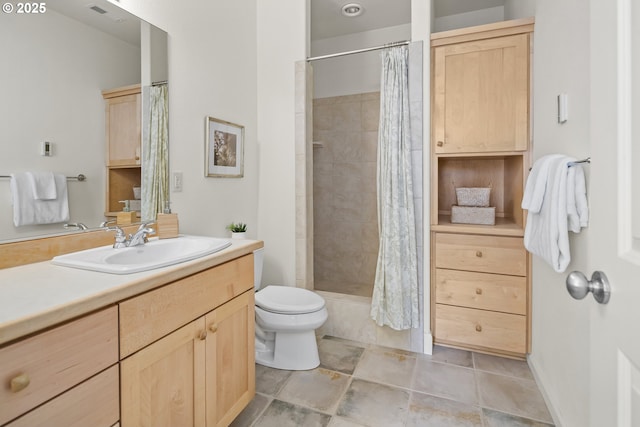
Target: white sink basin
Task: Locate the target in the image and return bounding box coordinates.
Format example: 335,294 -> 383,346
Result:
52,235 -> 232,274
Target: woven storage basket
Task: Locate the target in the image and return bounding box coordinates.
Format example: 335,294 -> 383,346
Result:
455,187 -> 491,207
451,205 -> 496,225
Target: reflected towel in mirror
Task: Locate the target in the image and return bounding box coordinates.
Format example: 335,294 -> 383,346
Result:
28,171 -> 57,200
10,172 -> 70,226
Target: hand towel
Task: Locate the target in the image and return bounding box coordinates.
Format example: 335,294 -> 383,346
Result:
28,171 -> 57,200
522,155 -> 589,273
11,172 -> 70,226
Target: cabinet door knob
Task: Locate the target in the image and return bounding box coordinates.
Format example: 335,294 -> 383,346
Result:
475,251 -> 483,258
436,141 -> 444,147
209,324 -> 218,333
475,288 -> 483,295
475,325 -> 482,332
10,373 -> 30,393
198,330 -> 207,340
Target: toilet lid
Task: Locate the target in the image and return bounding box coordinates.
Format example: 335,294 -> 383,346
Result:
255,285 -> 325,314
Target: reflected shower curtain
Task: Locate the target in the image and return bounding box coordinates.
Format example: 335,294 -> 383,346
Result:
370,46 -> 419,330
142,84 -> 169,221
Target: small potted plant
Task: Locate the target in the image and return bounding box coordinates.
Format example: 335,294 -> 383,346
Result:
226,222 -> 247,239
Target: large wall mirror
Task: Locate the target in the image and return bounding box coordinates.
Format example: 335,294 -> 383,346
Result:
0,0 -> 167,243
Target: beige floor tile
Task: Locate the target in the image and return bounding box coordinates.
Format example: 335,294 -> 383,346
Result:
318,338 -> 365,374
406,392 -> 483,427
229,393 -> 271,427
353,347 -> 417,389
255,400 -> 331,427
277,368 -> 351,413
327,416 -> 368,427
473,353 -> 534,380
477,372 -> 553,424
421,345 -> 474,368
255,364 -> 292,396
412,359 -> 478,405
336,379 -> 410,427
482,408 -> 555,426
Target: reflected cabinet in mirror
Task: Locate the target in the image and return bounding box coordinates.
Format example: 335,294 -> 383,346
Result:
0,0 -> 167,243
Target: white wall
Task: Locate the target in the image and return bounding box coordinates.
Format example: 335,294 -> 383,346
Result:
433,6 -> 504,32
112,0 -> 259,243
504,0 -> 536,20
0,9 -> 140,241
527,1 -> 592,426
311,24 -> 411,99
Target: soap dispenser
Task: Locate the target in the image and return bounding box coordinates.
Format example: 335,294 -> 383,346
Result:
116,200 -> 137,225
156,201 -> 179,239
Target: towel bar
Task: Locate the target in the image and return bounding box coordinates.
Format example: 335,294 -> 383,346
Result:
0,173 -> 86,181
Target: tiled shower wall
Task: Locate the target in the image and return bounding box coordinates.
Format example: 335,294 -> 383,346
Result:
313,93 -> 381,295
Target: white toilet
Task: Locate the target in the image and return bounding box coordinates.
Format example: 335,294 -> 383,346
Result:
253,248 -> 328,370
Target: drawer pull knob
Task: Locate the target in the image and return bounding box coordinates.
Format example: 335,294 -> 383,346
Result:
475,251 -> 483,258
10,374 -> 30,393
476,288 -> 483,295
198,330 -> 207,341
209,324 -> 218,333
475,325 -> 482,332
436,141 -> 444,147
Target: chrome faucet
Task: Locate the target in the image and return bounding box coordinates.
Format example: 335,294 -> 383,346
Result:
64,222 -> 88,230
128,222 -> 155,247
105,222 -> 155,249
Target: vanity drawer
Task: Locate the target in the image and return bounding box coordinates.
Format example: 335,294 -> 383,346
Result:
120,254 -> 254,358
0,306 -> 118,425
435,304 -> 526,354
435,269 -> 527,315
435,233 -> 526,276
6,365 -> 119,427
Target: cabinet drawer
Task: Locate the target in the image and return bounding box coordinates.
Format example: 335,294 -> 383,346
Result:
435,233 -> 526,276
0,306 -> 118,425
6,365 -> 119,427
120,254 -> 254,358
435,269 -> 527,315
435,304 -> 526,354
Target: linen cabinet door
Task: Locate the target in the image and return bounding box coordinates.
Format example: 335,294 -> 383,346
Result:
433,33 -> 530,154
205,290 -> 255,427
120,318 -> 207,427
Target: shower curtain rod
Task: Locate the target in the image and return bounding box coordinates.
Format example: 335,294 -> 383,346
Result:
306,40 -> 410,62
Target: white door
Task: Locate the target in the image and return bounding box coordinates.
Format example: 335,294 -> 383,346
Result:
589,0 -> 640,425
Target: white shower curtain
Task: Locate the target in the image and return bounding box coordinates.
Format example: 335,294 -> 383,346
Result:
142,84 -> 169,221
370,46 -> 419,330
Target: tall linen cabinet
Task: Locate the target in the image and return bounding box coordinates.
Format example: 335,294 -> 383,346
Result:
430,18 -> 534,359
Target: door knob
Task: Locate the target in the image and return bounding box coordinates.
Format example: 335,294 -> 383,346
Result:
565,270 -> 611,304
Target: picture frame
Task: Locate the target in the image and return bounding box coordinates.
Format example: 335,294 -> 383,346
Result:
205,116 -> 244,178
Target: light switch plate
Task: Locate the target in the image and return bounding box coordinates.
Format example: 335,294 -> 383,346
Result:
172,172 -> 183,192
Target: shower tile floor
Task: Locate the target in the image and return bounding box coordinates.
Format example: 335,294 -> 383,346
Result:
231,336 -> 554,427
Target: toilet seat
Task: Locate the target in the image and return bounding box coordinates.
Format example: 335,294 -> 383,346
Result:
255,285 -> 325,314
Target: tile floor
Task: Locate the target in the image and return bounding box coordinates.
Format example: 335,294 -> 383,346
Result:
231,336 -> 554,427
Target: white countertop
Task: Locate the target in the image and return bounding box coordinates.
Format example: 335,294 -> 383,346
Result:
0,239 -> 263,346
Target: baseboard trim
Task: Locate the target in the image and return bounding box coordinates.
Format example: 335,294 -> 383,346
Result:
527,355 -> 564,427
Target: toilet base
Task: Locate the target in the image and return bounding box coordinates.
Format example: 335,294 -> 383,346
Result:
255,328 -> 320,370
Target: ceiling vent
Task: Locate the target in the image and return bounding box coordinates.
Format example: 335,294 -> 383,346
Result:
89,5 -> 107,14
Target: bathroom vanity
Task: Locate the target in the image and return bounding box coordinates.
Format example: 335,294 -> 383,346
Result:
0,239 -> 262,427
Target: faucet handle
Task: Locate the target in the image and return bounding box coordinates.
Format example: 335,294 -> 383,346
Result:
100,219 -> 116,228
105,225 -> 127,248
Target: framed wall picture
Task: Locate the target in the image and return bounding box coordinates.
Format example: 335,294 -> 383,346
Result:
205,116 -> 244,177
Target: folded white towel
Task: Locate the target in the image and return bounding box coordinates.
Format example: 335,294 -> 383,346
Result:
522,155 -> 589,273
11,172 -> 70,226
28,171 -> 57,200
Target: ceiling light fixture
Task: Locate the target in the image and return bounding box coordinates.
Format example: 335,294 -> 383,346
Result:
341,3 -> 363,17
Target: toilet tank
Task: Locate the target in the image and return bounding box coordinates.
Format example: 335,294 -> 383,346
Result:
253,248 -> 264,291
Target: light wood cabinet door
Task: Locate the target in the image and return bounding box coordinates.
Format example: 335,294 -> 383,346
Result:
120,318 -> 207,427
205,290 -> 255,427
105,92 -> 141,167
433,33 -> 530,154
